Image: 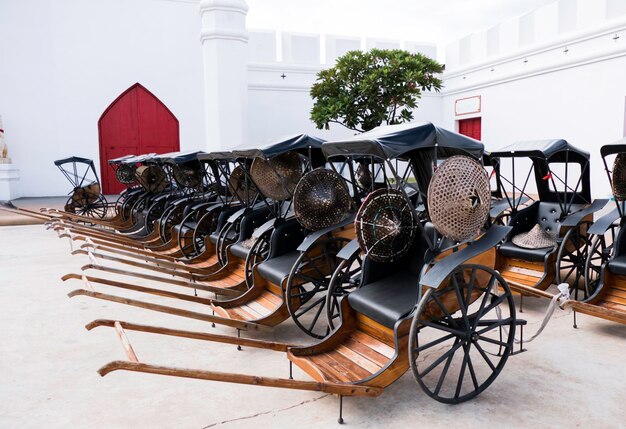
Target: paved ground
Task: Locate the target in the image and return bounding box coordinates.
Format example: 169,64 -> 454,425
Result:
1,224 -> 626,428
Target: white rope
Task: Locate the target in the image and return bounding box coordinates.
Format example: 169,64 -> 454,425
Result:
496,283 -> 570,344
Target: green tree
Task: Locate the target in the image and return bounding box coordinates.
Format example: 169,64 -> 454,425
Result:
310,49 -> 444,132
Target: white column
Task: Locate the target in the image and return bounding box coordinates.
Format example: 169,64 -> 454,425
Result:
199,0 -> 249,150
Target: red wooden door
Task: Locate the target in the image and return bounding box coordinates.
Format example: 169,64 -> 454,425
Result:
98,83 -> 179,194
458,117 -> 482,141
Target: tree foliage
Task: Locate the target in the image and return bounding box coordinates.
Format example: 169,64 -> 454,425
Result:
310,49 -> 444,132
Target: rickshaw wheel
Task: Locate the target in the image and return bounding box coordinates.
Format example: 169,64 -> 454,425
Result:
216,220 -> 239,266
326,252 -> 363,331
409,264 -> 515,404
244,230 -> 271,288
192,211 -> 218,256
119,191 -> 141,222
158,204 -> 185,243
584,223 -> 619,298
493,212 -> 511,226
285,237 -> 350,339
73,193 -> 108,219
556,221 -> 592,300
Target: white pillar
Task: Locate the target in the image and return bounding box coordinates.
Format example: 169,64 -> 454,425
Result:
199,0 -> 249,150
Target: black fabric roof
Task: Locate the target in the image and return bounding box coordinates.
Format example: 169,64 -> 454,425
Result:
322,122 -> 484,159
601,139 -> 626,158
54,156 -> 95,167
490,139 -> 589,161
197,151 -> 235,161
121,153 -> 156,164
231,134 -> 325,159
162,151 -> 206,164
108,154 -> 135,165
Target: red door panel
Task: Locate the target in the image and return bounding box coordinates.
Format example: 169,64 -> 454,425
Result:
98,83 -> 179,194
458,117 -> 481,141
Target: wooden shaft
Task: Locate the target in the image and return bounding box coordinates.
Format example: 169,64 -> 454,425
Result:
506,279 -> 556,300
67,289 -> 264,331
74,249 -> 209,278
80,240 -> 180,261
114,322 -> 139,362
62,273 -> 221,304
97,360 -> 382,397
87,319 -> 293,352
78,264 -> 236,295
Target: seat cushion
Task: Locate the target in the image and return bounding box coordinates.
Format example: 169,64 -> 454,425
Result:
499,241 -> 554,262
229,242 -> 251,259
256,251 -> 300,285
608,255 -> 626,275
348,271 -> 419,329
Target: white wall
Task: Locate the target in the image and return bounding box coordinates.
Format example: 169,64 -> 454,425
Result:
441,21 -> 626,197
246,31 -> 441,143
0,0 -> 205,197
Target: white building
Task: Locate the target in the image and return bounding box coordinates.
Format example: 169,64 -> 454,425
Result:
0,0 -> 625,198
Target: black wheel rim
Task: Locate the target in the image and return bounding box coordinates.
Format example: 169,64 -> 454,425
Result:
556,222 -> 591,300
326,253 -> 363,330
409,265 -> 516,404
245,232 -> 271,288
285,237 -> 348,339
584,224 -> 617,298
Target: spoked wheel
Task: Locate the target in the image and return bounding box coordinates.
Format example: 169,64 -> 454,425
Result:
70,193 -> 109,219
158,204 -> 185,243
409,264 -> 516,404
217,220 -> 240,266
244,230 -> 271,288
584,223 -> 619,298
143,199 -> 168,235
326,251 -> 363,330
192,210 -> 218,256
116,190 -> 137,221
285,237 -> 350,339
493,211 -> 511,226
556,221 -> 592,300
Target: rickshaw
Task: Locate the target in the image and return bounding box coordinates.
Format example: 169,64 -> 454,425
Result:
321,122 -> 487,333
55,156 -> 110,219
562,141 -> 626,326
81,146 -> 522,423
488,139 -> 607,303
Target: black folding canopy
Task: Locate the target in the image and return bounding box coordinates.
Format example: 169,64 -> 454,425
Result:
231,134 -> 325,160
107,155 -> 136,165
322,122 -> 484,199
489,138 -> 591,205
322,122 -> 484,160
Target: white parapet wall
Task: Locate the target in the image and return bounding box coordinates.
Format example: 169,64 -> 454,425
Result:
440,3 -> 626,197
0,164 -> 20,201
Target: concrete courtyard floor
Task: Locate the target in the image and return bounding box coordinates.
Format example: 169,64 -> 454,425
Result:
1,223 -> 626,428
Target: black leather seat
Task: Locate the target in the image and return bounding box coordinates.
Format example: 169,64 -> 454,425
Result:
256,251 -> 300,285
498,241 -> 553,261
348,271 -> 419,329
498,202 -> 565,261
229,242 -> 251,259
608,255 -> 626,275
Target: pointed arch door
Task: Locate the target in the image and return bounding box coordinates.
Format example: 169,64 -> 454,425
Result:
98,83 -> 180,194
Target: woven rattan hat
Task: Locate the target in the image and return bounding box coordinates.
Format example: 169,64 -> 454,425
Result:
250,152 -> 303,201
512,224 -> 557,249
115,164 -> 136,185
293,168 -> 351,230
355,188 -> 418,262
356,162 -> 373,189
427,155 -> 491,242
228,165 -> 258,204
173,163 -> 202,189
136,165 -> 167,193
613,153 -> 626,201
